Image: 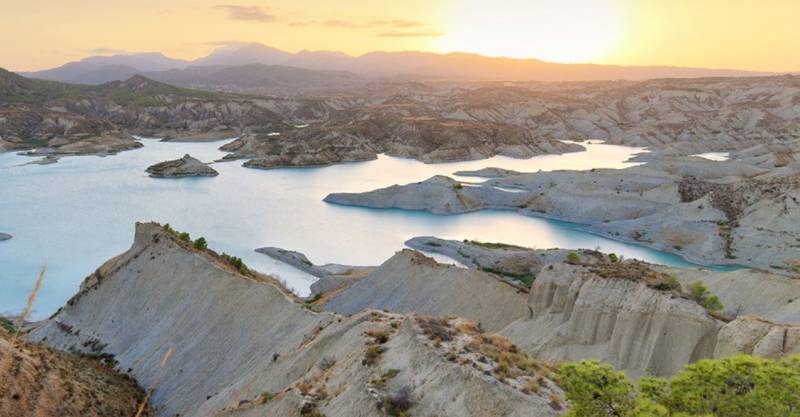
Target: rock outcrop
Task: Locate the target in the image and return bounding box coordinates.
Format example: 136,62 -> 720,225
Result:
714,316 -> 800,359
1,326 -> 152,417
29,223 -> 563,417
0,233 -> 11,241
325,250 -> 529,332
145,154 -> 219,178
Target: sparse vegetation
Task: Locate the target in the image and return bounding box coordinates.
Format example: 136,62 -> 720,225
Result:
558,355 -> 800,417
383,385 -> 415,417
687,281 -> 724,312
453,183 -> 464,190
467,240 -> 526,250
608,253 -> 619,263
221,253 -> 249,274
178,232 -> 191,242
566,252 -> 581,264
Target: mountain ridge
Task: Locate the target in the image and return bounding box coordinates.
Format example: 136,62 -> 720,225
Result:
21,42 -> 777,84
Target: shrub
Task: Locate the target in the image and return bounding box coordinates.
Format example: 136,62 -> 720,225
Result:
565,252 -> 581,264
453,183 -> 464,190
557,360 -> 637,417
384,385 -> 415,416
178,232 -> 191,242
193,237 -> 208,250
687,281 -> 724,312
652,274 -> 681,291
608,253 -> 620,263
259,391 -> 275,403
221,253 -> 248,274
557,355 -> 800,417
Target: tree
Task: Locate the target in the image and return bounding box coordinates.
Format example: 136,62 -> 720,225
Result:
687,281 -> 724,312
193,237 -> 208,250
556,360 -> 636,417
666,355 -> 800,417
557,355 -> 800,417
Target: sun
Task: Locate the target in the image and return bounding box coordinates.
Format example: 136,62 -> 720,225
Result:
436,0 -> 623,63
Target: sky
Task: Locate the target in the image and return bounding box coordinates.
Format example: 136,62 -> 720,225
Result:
2,0 -> 799,72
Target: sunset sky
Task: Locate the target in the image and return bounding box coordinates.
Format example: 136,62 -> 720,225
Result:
2,0 -> 798,72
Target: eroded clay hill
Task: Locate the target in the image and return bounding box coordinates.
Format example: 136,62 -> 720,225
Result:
0,326 -> 152,417
29,223 -> 564,417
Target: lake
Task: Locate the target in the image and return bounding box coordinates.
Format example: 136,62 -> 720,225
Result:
0,138 -> 722,318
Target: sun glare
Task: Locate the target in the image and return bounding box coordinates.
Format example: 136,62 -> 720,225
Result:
437,0 -> 623,63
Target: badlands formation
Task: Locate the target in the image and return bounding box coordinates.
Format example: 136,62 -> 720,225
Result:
22,222 -> 800,417
146,154 -> 219,178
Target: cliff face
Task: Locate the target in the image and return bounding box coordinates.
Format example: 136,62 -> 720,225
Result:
29,223 -> 562,417
501,263 -> 721,378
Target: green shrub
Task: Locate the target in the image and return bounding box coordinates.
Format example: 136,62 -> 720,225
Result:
221,253 -> 248,274
557,360 -> 636,417
193,237 -> 208,250
558,355 -> 800,417
453,183 -> 464,190
687,281 -> 724,312
178,232 -> 191,242
652,274 -> 681,291
608,253 -> 620,263
566,252 -> 581,264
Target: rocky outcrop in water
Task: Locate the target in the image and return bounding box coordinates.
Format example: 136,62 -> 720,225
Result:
29,223 -> 564,417
0,233 -> 11,241
146,154 -> 218,178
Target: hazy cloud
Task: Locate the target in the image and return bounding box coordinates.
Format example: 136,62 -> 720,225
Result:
290,18 -> 426,29
215,5 -> 275,22
378,31 -> 444,38
89,48 -> 130,54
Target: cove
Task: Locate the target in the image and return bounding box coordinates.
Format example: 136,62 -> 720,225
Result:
0,138 -> 730,317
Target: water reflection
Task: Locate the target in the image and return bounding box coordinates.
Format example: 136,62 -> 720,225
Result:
0,138 -> 717,317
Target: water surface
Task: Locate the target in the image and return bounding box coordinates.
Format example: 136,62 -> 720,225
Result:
0,139 -> 717,317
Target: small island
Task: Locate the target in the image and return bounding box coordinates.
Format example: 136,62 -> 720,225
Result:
145,154 -> 219,178
0,233 -> 11,241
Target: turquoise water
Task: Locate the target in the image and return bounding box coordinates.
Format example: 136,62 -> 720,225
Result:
1,138 -> 716,318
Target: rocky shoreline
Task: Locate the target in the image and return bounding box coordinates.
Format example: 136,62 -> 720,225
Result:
325,141 -> 800,275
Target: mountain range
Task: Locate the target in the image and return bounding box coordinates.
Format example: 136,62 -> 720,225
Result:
22,42 -> 782,87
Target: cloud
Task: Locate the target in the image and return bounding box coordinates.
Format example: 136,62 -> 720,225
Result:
290,18 -> 426,29
89,48 -> 130,54
378,31 -> 444,38
215,5 -> 275,22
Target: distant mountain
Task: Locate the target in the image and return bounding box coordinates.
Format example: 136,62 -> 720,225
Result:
191,43 -> 293,67
23,43 -> 775,86
146,64 -> 365,96
21,52 -> 190,84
